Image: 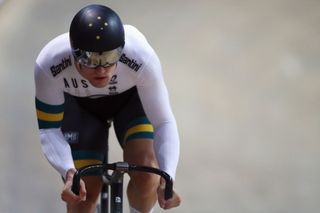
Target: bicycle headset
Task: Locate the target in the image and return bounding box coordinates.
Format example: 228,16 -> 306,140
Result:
69,4 -> 125,68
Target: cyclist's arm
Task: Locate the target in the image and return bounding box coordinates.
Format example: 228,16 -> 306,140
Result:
40,128 -> 75,177
35,63 -> 75,178
136,52 -> 180,179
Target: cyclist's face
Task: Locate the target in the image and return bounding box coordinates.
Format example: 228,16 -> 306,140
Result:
76,63 -> 116,88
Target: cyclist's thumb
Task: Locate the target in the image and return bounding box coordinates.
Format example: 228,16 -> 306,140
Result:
157,180 -> 166,208
79,179 -> 87,201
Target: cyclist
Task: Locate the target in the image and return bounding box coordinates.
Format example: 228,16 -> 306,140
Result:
34,4 -> 181,213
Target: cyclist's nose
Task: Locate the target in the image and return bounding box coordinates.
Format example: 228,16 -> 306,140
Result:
95,66 -> 111,74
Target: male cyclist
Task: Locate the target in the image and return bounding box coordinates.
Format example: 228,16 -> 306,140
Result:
34,4 -> 181,213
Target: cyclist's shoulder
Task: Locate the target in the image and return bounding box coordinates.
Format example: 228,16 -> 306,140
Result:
124,25 -> 147,43
123,25 -> 156,56
36,33 -> 70,60
121,25 -> 159,72
35,33 -> 73,77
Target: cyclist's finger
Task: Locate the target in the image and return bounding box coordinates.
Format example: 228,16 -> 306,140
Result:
79,179 -> 87,201
158,188 -> 181,210
166,192 -> 181,209
157,190 -> 165,208
157,184 -> 168,208
61,190 -> 82,204
61,178 -> 86,204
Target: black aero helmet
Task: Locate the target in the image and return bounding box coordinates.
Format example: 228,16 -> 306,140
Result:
70,4 -> 125,68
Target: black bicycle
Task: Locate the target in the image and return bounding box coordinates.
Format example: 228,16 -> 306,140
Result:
72,161 -> 173,213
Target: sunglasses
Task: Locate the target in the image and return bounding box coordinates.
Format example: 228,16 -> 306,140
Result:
73,46 -> 123,68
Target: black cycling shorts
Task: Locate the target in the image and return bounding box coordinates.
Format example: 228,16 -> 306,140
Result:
61,87 -> 154,170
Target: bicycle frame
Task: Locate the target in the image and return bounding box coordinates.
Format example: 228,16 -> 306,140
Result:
72,162 -> 173,213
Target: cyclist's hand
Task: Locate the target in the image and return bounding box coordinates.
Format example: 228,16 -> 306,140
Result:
61,169 -> 87,205
157,178 -> 181,210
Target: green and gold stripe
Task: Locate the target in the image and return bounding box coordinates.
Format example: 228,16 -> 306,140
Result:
35,98 -> 64,129
124,117 -> 154,143
72,150 -> 104,173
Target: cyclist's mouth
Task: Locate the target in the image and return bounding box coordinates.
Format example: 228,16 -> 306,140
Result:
95,76 -> 108,81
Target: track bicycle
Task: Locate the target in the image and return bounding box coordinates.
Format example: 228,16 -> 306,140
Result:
72,161 -> 173,213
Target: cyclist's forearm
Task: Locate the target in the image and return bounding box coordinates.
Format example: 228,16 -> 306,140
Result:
154,121 -> 180,179
40,128 -> 75,177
